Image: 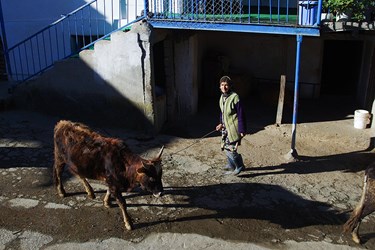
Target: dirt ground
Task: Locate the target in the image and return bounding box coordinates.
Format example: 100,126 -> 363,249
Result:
1,94 -> 375,249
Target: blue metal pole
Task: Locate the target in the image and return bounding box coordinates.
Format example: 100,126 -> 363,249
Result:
316,0 -> 322,26
290,34 -> 303,157
0,0 -> 12,79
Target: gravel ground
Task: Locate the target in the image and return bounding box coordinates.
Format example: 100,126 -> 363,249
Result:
0,96 -> 374,249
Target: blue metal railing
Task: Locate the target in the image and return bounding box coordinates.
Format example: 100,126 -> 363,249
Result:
2,0 -> 322,84
147,0 -> 322,26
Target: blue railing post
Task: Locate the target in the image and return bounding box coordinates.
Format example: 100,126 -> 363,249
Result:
144,0 -> 149,18
0,0 -> 12,80
289,34 -> 303,160
316,0 -> 322,26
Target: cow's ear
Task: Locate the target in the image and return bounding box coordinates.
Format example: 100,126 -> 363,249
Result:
137,163 -> 149,174
137,167 -> 146,174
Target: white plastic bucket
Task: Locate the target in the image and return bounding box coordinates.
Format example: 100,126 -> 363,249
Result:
354,109 -> 371,129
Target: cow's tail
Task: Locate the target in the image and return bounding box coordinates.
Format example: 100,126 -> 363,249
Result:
52,123 -> 61,187
52,138 -> 58,187
343,173 -> 368,233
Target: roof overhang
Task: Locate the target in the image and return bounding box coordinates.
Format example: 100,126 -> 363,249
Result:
149,21 -> 321,37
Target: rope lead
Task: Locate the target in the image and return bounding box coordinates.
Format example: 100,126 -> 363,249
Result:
170,129 -> 218,155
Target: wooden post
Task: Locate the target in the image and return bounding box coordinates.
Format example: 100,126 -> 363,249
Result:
276,75 -> 286,126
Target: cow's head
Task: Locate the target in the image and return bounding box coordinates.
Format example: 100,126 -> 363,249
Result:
137,146 -> 164,197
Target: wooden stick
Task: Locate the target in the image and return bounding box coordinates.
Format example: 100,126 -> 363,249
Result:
276,75 -> 286,126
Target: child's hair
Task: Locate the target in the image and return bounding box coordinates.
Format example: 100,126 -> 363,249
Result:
220,76 -> 232,86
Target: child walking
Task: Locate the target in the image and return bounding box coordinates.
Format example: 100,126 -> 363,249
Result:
215,76 -> 247,175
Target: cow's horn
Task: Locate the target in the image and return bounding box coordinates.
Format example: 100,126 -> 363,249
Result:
156,145 -> 164,159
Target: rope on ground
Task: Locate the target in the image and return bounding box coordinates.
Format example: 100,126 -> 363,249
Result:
170,129 -> 218,155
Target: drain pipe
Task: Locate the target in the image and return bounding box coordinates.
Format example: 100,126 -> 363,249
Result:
0,0 -> 12,79
286,34 -> 303,161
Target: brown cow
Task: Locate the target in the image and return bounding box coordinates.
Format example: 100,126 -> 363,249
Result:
53,120 -> 164,230
343,162 -> 375,244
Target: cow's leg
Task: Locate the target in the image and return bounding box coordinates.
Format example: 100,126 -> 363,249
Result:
53,159 -> 66,198
352,220 -> 361,244
103,188 -> 111,208
77,176 -> 96,199
114,192 -> 133,230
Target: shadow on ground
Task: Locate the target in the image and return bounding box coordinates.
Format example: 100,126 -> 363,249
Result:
128,182 -> 348,230
240,141 -> 375,178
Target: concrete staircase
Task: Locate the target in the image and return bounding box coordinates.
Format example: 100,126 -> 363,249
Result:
4,20 -> 166,133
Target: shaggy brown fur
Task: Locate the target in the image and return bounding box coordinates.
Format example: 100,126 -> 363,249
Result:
53,120 -> 164,230
343,162 -> 375,244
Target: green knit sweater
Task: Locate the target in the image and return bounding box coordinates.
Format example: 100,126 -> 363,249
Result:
219,92 -> 241,144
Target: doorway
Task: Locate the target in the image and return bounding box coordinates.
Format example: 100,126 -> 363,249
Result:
321,40 -> 363,97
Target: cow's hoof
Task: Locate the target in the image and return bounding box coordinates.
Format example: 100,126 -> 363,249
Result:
352,233 -> 361,244
103,201 -> 111,208
57,191 -> 66,198
88,193 -> 96,199
153,192 -> 162,198
125,223 -> 133,231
